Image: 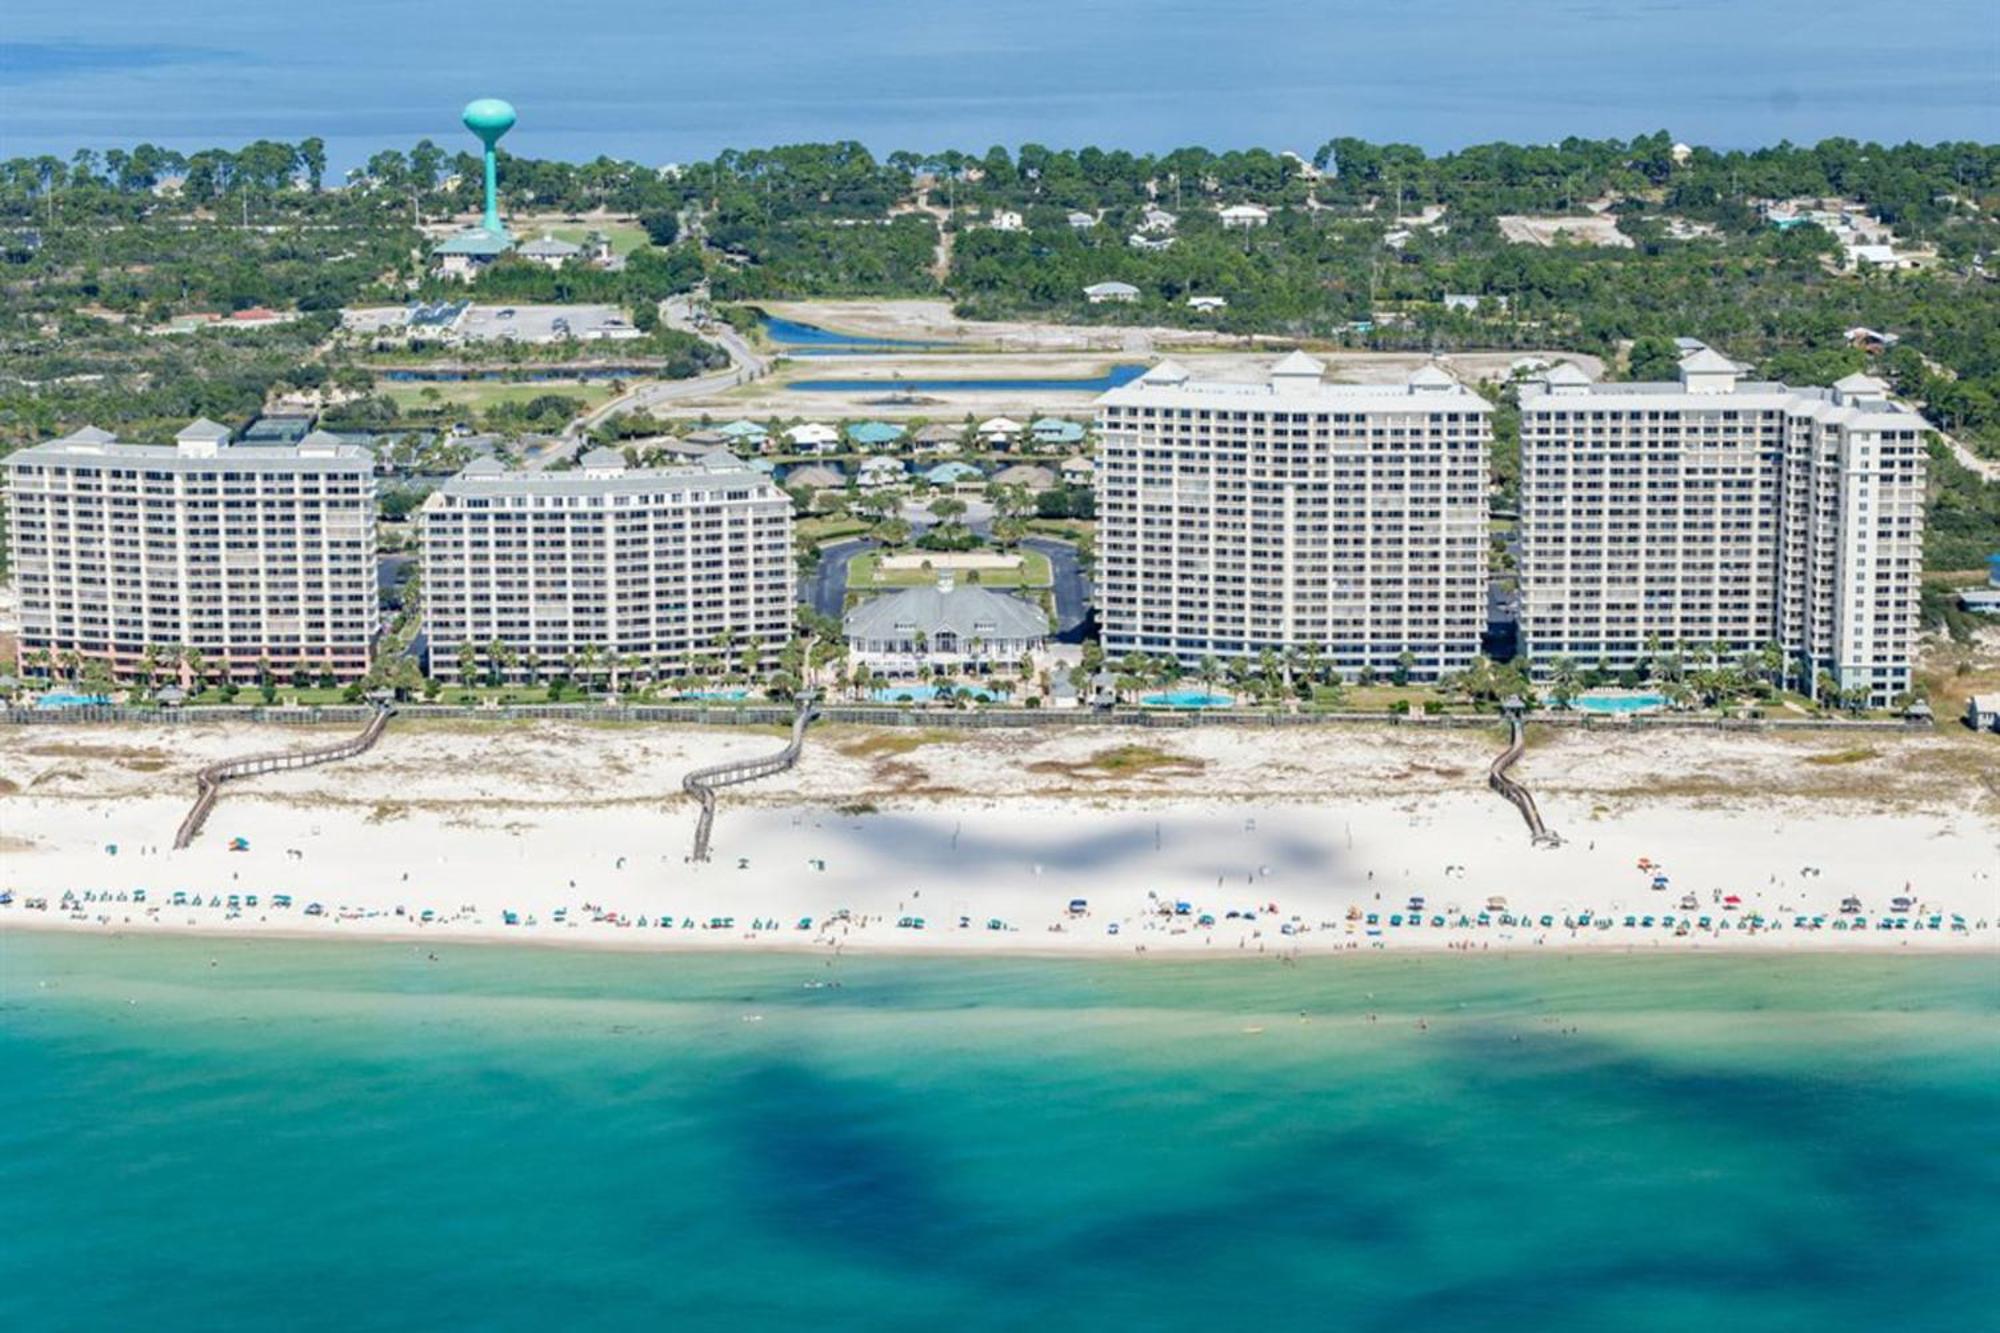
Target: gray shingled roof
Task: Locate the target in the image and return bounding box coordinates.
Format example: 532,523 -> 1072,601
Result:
844,583 -> 1050,643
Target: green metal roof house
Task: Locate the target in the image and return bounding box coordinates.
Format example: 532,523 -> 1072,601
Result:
433,226 -> 514,280
848,420 -> 906,446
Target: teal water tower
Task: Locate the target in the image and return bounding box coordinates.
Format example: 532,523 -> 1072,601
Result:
462,97 -> 517,236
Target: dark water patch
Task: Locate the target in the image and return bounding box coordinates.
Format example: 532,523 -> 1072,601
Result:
788,365 -> 1145,394
724,1062 -> 954,1267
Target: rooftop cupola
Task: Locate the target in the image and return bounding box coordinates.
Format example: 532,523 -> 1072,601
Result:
1677,347 -> 1739,395
1269,349 -> 1326,390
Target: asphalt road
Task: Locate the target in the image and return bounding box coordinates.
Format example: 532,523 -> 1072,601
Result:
568,293 -> 768,437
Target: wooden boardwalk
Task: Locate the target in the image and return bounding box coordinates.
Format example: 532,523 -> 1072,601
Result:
173,704 -> 394,850
682,695 -> 819,862
1489,716 -> 1561,847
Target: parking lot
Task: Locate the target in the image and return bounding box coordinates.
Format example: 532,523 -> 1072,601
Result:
342,303 -> 639,345
454,304 -> 635,344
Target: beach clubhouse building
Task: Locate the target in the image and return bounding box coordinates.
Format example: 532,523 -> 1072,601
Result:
418,450 -> 793,682
3,421 -> 379,681
844,572 -> 1049,671
1091,354 -> 1491,679
1517,356 -> 1928,706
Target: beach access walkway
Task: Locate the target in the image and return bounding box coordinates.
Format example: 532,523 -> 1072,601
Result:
682,693 -> 819,862
172,702 -> 395,850
1490,716 -> 1561,847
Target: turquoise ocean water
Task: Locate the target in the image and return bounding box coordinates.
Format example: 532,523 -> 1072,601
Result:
2,934 -> 1995,1331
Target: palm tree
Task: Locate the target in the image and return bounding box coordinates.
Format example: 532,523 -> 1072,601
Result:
1758,640 -> 1786,693
1299,641 -> 1323,689
1548,654 -> 1580,708
457,641 -> 480,689
488,639 -> 517,687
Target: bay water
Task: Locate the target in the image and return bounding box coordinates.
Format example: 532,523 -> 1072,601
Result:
5,1 -> 1997,169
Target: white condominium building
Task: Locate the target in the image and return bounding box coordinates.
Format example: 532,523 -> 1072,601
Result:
1518,353 -> 1928,705
1094,354 -> 1492,678
419,450 -> 794,680
4,421 -> 377,681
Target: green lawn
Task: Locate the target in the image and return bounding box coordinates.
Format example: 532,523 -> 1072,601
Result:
847,548 -> 1052,590
541,221 -> 653,256
797,516 -> 872,545
380,381 -> 621,414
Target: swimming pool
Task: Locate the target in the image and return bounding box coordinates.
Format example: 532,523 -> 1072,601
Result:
871,685 -> 1008,703
36,691 -> 111,710
1141,690 -> 1234,710
1568,691 -> 1668,714
678,689 -> 749,701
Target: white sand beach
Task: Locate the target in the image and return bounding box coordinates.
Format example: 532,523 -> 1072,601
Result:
3,720 -> 1996,955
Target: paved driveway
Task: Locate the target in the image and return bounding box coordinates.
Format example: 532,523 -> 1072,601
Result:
1022,537 -> 1092,640
799,534 -> 1091,640
799,537 -> 878,619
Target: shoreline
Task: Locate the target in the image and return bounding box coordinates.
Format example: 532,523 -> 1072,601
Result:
6,913 -> 1998,959
7,721 -> 1996,963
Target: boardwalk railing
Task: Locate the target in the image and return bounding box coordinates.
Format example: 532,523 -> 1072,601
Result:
680,695 -> 819,862
172,704 -> 394,849
6,702 -> 1925,734
1489,716 -> 1560,847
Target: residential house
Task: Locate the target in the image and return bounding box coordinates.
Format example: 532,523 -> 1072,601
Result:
1066,211 -> 1096,230
783,463 -> 845,492
912,422 -> 966,454
1187,295 -> 1227,312
783,422 -> 841,453
718,419 -> 770,449
517,234 -> 583,269
433,227 -> 513,280
1847,243 -> 1918,272
848,420 -> 906,450
1059,456 -> 1095,488
989,210 -> 1025,232
857,455 -> 907,489
977,417 -> 1024,448
991,463 -> 1057,491
1845,326 -> 1901,354
1966,694 -> 2000,732
1218,203 -> 1270,229
1031,418 -> 1086,449
923,461 -> 985,488
1084,281 -> 1140,304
